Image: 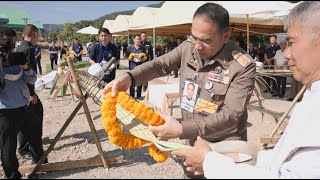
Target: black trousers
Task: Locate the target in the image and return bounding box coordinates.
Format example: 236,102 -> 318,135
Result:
275,76 -> 287,97
36,58 -> 42,75
50,57 -> 57,70
18,96 -> 44,161
0,106 -> 44,179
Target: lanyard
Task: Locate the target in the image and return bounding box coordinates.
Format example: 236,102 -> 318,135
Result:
100,43 -> 108,61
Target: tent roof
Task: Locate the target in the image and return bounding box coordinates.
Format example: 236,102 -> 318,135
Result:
110,15 -> 132,35
128,7 -> 160,30
102,20 -> 115,31
0,7 -> 44,29
0,14 -> 9,23
0,7 -> 29,28
155,1 -> 293,27
76,25 -> 99,35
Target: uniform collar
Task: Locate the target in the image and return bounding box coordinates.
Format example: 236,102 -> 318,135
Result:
22,40 -> 33,47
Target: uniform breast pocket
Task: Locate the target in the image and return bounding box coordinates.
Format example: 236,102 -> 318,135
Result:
210,82 -> 230,107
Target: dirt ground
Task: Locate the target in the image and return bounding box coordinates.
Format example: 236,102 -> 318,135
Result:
0,49 -> 295,179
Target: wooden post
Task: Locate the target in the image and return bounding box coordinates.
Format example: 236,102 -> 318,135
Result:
27,94 -> 88,178
260,85 -> 306,149
66,57 -> 109,171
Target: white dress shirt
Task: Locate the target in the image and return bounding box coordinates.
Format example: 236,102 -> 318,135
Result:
203,80 -> 320,179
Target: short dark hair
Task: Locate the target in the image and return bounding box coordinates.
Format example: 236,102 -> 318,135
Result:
98,28 -> 110,35
187,82 -> 195,89
141,32 -> 146,35
23,24 -> 38,37
270,34 -> 277,38
193,3 -> 230,33
91,38 -> 96,42
74,38 -> 78,41
0,27 -> 16,37
133,34 -> 140,39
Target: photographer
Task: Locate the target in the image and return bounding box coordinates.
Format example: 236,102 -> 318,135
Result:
0,28 -> 43,179
15,24 -> 46,164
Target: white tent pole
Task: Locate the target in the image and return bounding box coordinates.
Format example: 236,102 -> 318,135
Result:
246,14 -> 250,53
127,30 -> 130,45
153,27 -> 156,59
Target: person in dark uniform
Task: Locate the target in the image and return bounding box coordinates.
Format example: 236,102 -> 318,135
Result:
140,32 -> 154,91
248,41 -> 259,62
15,24 -> 47,167
89,28 -> 120,84
127,34 -> 147,100
58,40 -> 68,59
72,38 -> 83,62
264,34 -> 281,94
122,41 -> 128,58
166,35 -> 178,77
34,43 -> 42,75
48,41 -> 58,71
114,38 -> 122,69
0,27 -> 41,179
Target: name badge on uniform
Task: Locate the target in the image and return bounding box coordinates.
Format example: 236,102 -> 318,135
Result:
194,98 -> 218,116
207,72 -> 230,85
180,80 -> 199,113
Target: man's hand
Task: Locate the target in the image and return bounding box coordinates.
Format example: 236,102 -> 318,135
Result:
148,111 -> 183,141
30,95 -> 38,104
102,73 -> 132,98
172,136 -> 212,176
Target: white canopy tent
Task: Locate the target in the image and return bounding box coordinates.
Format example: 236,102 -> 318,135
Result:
110,15 -> 132,35
219,1 -> 293,52
76,25 -> 99,35
102,20 -> 115,32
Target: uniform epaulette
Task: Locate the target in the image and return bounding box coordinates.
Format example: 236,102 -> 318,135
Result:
232,50 -> 253,67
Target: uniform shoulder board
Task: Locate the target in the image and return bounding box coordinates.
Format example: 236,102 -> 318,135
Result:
232,50 -> 253,67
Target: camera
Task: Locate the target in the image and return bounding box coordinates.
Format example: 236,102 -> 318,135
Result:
0,39 -> 26,67
0,39 -> 27,89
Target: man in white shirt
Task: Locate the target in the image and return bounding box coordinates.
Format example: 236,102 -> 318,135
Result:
172,1 -> 320,178
273,40 -> 288,98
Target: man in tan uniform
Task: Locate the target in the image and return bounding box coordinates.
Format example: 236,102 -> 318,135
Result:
103,2 -> 255,178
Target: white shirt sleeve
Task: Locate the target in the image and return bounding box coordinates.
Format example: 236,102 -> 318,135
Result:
203,148 -> 320,179
203,151 -> 278,179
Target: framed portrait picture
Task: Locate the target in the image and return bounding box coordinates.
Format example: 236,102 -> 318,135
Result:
180,80 -> 199,113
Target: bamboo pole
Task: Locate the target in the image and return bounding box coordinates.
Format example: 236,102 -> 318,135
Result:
65,57 -> 109,171
27,94 -> 88,178
260,85 -> 306,149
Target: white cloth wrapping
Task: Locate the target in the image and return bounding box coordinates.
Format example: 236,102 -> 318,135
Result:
203,80 -> 320,179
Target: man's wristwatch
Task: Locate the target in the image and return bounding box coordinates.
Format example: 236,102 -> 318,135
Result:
126,72 -> 135,87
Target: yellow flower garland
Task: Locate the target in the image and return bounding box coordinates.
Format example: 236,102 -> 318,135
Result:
101,91 -> 169,163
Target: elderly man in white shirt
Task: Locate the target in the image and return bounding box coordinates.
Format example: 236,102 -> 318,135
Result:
273,40 -> 288,98
172,1 -> 320,178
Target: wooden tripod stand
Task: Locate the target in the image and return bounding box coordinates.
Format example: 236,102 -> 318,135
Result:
20,58 -> 123,178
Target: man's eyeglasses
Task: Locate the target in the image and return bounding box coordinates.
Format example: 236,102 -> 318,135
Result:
187,34 -> 214,48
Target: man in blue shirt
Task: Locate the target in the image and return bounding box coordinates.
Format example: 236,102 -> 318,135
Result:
72,38 -> 83,62
264,34 -> 280,94
248,41 -> 259,61
0,27 -> 43,179
34,44 -> 42,75
127,34 -> 147,100
89,28 -> 120,84
49,41 -> 58,71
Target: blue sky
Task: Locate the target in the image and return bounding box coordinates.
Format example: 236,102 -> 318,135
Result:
0,1 -> 162,24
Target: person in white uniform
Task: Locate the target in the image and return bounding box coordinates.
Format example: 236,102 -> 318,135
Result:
172,1 -> 320,178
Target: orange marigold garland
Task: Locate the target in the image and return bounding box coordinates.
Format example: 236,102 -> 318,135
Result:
101,91 -> 168,162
